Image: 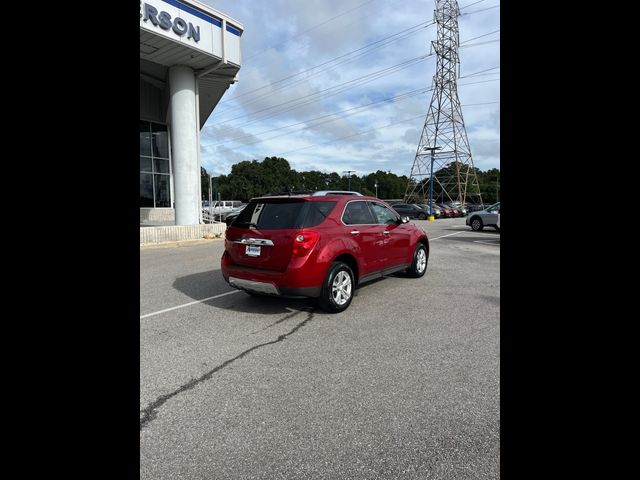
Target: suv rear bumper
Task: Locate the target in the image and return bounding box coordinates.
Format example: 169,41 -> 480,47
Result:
221,252 -> 323,298
226,276 -> 321,298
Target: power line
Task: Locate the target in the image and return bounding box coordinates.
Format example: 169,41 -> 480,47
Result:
277,104 -> 500,159
459,71 -> 499,79
459,0 -> 489,10
462,4 -> 500,15
460,65 -> 500,78
205,88 -> 430,149
463,101 -> 500,106
217,20 -> 436,109
276,114 -> 427,157
460,29 -> 499,44
218,4 -> 498,110
459,39 -> 499,49
215,26 -> 434,117
258,87 -> 500,157
211,53 -> 435,128
206,78 -> 498,150
211,38 -> 496,131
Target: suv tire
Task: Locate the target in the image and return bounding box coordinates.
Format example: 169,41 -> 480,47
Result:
407,244 -> 428,278
318,262 -> 354,313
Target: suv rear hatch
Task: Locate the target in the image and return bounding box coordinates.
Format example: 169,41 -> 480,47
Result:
225,198 -> 306,272
225,198 -> 335,272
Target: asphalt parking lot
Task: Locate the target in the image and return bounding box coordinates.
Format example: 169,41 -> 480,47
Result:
140,217 -> 500,479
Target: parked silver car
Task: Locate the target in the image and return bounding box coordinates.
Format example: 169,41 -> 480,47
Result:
466,202 -> 500,231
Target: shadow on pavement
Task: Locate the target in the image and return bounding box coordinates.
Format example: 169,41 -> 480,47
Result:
172,270 -> 396,314
173,271 -> 314,314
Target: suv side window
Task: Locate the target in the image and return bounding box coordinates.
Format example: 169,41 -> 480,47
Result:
369,202 -> 398,225
301,201 -> 337,228
342,201 -> 376,225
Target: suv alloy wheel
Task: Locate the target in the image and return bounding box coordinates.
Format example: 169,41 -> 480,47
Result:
318,262 -> 354,313
407,244 -> 428,278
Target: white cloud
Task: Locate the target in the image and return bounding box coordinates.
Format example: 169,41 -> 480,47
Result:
200,0 -> 499,175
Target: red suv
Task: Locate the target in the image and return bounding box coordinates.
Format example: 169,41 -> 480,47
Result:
221,192 -> 429,312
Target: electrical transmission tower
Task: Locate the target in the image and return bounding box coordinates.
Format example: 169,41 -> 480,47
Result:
404,0 -> 483,207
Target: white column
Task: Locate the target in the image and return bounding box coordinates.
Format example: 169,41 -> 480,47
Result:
169,65 -> 199,225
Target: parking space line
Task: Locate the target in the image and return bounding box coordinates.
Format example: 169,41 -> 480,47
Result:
474,240 -> 500,246
140,290 -> 241,319
439,229 -> 499,236
142,229 -> 497,319
431,231 -> 465,241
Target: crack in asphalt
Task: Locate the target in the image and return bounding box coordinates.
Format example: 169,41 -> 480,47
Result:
140,308 -> 316,431
249,309 -> 303,335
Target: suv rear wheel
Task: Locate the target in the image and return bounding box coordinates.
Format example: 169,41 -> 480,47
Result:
318,262 -> 354,313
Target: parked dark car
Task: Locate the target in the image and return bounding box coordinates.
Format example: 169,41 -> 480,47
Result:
390,203 -> 430,220
416,204 -> 441,218
222,192 -> 430,312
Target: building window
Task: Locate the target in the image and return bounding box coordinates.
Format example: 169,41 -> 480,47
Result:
140,120 -> 171,207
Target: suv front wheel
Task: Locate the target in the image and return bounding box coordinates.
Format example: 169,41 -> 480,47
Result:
407,244 -> 428,278
318,262 -> 354,313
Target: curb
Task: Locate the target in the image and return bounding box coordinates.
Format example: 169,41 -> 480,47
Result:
140,237 -> 224,250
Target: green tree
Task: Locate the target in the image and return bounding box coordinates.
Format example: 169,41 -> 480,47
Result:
201,167 -> 210,200
208,156 -> 498,204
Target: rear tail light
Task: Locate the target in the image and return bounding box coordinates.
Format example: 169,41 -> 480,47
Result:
292,231 -> 320,257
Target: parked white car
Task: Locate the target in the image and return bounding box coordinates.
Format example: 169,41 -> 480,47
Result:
203,200 -> 243,214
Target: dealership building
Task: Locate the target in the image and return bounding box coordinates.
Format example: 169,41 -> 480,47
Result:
140,0 -> 242,226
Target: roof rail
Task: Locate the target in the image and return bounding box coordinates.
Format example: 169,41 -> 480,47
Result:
311,191 -> 363,196
262,191 -> 314,197
259,190 -> 364,197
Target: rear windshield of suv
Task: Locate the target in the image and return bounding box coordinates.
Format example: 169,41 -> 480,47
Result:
232,200 -> 336,229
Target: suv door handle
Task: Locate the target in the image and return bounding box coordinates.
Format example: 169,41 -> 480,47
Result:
350,230 -> 360,235
383,231 -> 390,235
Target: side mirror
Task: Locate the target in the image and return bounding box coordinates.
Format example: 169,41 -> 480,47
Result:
401,216 -> 410,224
497,209 -> 500,214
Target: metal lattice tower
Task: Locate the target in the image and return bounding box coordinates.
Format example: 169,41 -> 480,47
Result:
404,0 -> 483,206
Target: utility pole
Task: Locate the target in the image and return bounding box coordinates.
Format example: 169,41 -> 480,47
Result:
405,0 -> 483,207
342,170 -> 355,191
208,174 -> 213,221
422,146 -> 441,221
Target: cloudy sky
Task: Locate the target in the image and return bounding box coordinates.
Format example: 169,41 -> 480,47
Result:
199,0 -> 499,177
